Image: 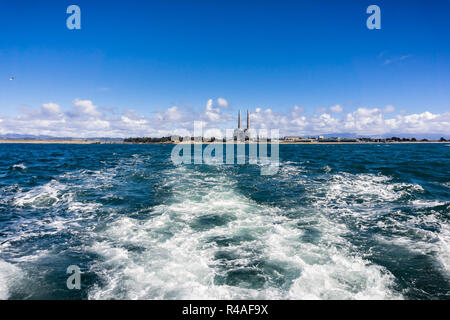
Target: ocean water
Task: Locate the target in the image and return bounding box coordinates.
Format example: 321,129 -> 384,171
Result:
0,143 -> 449,300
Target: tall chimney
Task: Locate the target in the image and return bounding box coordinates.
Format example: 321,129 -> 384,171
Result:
238,110 -> 241,129
247,110 -> 250,129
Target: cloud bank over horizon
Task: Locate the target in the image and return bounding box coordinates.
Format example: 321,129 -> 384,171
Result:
0,98 -> 449,139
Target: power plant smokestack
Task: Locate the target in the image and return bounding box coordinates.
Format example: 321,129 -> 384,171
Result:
247,110 -> 250,129
238,110 -> 241,129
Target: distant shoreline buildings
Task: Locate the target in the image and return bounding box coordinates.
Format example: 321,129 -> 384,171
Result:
128,135 -> 448,144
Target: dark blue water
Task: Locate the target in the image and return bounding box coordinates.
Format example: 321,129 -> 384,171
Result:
0,143 -> 449,300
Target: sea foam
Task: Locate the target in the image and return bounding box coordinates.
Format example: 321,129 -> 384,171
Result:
88,166 -> 401,300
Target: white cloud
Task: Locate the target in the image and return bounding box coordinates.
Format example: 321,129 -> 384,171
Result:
203,128 -> 224,138
290,106 -> 307,128
121,116 -> 148,126
330,105 -> 343,113
342,108 -> 386,135
0,99 -> 449,138
203,98 -> 233,123
205,99 -> 220,122
156,106 -> 184,122
249,106 -> 450,137
41,102 -> 63,117
251,108 -> 289,130
217,97 -> 229,108
72,99 -> 102,118
384,105 -> 395,113
291,105 -> 305,117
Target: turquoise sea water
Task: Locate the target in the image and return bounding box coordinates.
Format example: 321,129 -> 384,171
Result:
0,143 -> 449,300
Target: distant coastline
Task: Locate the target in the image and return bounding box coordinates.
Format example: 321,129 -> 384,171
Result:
0,139 -> 106,144
0,139 -> 448,145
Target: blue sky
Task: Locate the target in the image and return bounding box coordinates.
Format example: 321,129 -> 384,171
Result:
0,0 -> 449,137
